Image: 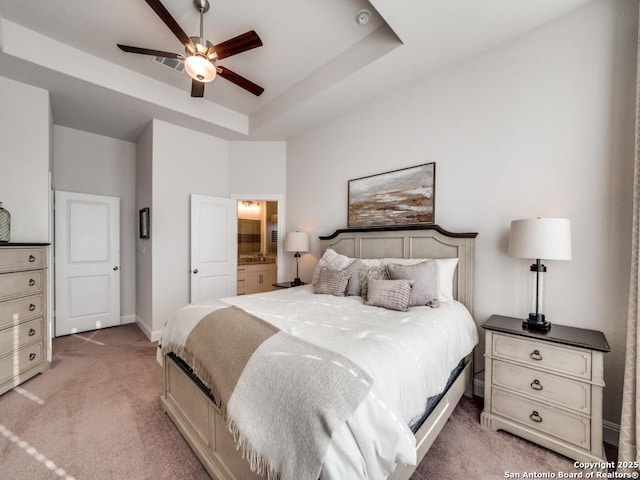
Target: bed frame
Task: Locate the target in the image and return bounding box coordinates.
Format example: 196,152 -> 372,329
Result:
160,225 -> 477,480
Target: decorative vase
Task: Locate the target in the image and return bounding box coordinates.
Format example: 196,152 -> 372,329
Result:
0,203 -> 10,243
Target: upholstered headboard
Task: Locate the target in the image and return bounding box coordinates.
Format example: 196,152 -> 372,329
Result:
319,225 -> 477,314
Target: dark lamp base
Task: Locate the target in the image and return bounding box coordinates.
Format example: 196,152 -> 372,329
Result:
522,314 -> 551,331
291,278 -> 303,286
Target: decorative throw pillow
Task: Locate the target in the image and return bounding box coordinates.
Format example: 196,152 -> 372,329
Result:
386,260 -> 439,306
312,249 -> 354,285
344,259 -> 364,296
358,265 -> 389,300
314,267 -> 352,296
365,279 -> 414,312
382,257 -> 459,303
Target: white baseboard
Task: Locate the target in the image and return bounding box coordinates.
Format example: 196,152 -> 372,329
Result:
120,314 -> 135,325
472,373 -> 619,446
135,315 -> 163,342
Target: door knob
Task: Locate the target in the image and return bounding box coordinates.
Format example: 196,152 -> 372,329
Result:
113,266 -> 119,271
193,269 -> 199,274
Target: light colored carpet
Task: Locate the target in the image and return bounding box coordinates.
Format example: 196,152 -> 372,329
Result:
0,324 -> 615,480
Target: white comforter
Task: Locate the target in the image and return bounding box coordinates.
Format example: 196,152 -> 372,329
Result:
159,285 -> 478,479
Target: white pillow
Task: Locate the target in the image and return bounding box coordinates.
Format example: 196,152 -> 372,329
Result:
435,258 -> 459,304
381,257 -> 459,303
361,258 -> 383,267
312,248 -> 354,285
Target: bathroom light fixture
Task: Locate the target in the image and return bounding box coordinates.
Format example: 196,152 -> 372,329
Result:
508,217 -> 572,331
284,231 -> 309,286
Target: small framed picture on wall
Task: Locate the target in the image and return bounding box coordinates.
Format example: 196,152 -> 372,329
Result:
139,208 -> 150,239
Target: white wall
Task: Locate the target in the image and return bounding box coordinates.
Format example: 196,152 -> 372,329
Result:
0,76 -> 51,242
135,122 -> 154,338
149,120 -> 230,337
52,125 -> 137,323
286,0 -> 637,429
133,126 -> 288,339
228,142 -> 287,195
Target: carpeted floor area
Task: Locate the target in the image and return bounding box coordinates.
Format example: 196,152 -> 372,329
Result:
0,324 -> 616,480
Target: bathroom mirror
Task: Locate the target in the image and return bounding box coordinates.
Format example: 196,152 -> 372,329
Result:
238,219 -> 261,254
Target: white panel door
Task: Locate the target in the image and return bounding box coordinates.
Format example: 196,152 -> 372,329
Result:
190,195 -> 237,302
55,191 -> 120,336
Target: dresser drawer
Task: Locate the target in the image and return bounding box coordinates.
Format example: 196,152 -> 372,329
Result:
493,333 -> 591,380
0,248 -> 45,273
0,295 -> 44,329
492,360 -> 591,414
0,318 -> 43,356
0,270 -> 43,301
492,387 -> 590,449
0,342 -> 43,384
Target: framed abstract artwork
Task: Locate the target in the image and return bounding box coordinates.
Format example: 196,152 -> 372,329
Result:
348,163 -> 435,227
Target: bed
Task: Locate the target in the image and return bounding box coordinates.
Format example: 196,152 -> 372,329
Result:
159,225 -> 478,480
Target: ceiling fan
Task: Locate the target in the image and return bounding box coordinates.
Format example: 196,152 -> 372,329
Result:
117,0 -> 264,97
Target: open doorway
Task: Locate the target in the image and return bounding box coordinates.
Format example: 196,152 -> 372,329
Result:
233,195 -> 284,295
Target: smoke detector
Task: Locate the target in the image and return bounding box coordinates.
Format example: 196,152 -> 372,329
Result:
356,9 -> 371,25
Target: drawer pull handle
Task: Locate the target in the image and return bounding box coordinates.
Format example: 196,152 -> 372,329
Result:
29,304 -> 36,311
29,278 -> 36,286
530,349 -> 543,361
28,328 -> 36,336
530,379 -> 543,391
529,411 -> 543,423
28,255 -> 36,263
29,353 -> 36,361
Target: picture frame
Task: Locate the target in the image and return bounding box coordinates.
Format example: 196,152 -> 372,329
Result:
139,208 -> 150,239
348,162 -> 435,227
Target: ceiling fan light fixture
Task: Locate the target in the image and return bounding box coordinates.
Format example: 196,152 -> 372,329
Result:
184,54 -> 216,82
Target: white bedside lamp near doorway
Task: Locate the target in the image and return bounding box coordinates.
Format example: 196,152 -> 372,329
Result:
508,218 -> 572,331
285,231 -> 309,286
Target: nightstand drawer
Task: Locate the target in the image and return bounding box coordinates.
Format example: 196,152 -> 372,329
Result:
493,333 -> 591,380
0,270 -> 43,301
492,360 -> 591,413
492,388 -> 590,449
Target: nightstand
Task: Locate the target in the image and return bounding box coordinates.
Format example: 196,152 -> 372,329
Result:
272,281 -> 305,289
480,315 -> 610,463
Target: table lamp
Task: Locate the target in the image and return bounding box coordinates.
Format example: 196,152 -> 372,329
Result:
508,218 -> 572,331
284,231 -> 309,286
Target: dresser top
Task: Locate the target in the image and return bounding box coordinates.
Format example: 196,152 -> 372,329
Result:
0,243 -> 50,247
482,314 -> 611,352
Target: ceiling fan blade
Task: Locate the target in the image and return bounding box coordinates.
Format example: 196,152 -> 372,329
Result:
217,66 -> 264,96
191,80 -> 205,98
144,0 -> 195,52
117,44 -> 183,59
213,31 -> 262,60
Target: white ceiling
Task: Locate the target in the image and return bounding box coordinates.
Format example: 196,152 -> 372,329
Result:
0,0 -> 594,141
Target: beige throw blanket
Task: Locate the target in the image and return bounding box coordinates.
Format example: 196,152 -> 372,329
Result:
174,306 -> 373,480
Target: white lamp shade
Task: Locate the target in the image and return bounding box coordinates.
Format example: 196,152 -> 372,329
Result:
509,218 -> 572,261
184,55 -> 217,83
284,231 -> 309,253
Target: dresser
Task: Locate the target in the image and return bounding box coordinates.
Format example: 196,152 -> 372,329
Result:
0,244 -> 49,396
480,315 -> 610,463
